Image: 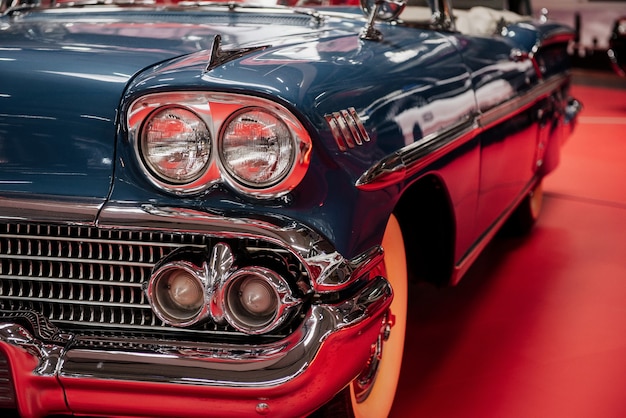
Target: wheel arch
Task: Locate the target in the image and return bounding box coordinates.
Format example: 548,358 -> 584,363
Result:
393,174 -> 456,287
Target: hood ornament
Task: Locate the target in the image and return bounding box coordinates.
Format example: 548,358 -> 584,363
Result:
206,35 -> 269,72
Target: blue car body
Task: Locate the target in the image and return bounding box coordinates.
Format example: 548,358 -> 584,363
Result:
0,3 -> 579,417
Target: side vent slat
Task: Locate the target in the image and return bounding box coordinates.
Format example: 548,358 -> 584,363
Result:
325,107 -> 371,152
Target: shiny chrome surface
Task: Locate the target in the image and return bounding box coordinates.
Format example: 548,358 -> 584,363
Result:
206,34 -> 268,72
0,2 -> 579,415
146,258 -> 212,327
429,0 -> 456,31
0,197 -> 391,416
0,195 -> 103,225
356,116 -> 477,190
325,107 -> 371,152
145,241 -> 305,334
0,221 -> 233,335
359,0 -> 406,41
220,266 -> 300,335
477,74 -> 567,129
0,198 -> 386,341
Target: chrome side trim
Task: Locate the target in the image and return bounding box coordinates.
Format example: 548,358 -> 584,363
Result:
356,116 -> 478,191
356,74 -> 569,190
477,75 -> 566,130
0,195 -> 103,225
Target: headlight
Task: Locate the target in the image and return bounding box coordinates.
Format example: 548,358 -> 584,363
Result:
219,108 -> 294,188
140,106 -> 211,184
128,92 -> 312,198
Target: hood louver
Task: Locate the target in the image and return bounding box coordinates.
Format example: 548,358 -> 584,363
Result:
324,108 -> 370,152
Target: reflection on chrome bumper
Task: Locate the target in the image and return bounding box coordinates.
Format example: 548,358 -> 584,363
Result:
0,275 -> 392,418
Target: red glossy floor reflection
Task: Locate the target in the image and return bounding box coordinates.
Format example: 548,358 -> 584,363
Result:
390,71 -> 626,418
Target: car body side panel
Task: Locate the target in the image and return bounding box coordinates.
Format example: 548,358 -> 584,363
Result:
457,35 -> 540,238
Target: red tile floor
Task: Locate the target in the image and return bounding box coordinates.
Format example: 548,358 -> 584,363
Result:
389,71 -> 626,418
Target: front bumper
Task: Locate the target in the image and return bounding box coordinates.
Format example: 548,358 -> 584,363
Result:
0,276 -> 391,418
0,201 -> 392,418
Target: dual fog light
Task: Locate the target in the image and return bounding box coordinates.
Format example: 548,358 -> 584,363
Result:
146,245 -> 301,335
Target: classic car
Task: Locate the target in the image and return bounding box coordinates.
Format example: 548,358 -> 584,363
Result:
0,0 -> 579,416
608,16 -> 626,76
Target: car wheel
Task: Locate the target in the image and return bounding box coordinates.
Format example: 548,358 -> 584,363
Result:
314,214 -> 407,418
505,180 -> 544,235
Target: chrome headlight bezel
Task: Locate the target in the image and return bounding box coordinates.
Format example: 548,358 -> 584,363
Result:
127,92 -> 312,199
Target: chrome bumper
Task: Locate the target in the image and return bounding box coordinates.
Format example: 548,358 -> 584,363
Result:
0,275 -> 392,418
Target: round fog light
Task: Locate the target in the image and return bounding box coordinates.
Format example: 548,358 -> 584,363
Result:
238,276 -> 277,316
223,267 -> 291,334
167,271 -> 204,310
149,262 -> 207,326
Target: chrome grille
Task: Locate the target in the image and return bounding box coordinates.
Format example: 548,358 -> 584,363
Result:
0,222 -> 301,340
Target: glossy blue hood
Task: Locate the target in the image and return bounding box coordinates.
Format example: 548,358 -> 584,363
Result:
0,7 -> 358,201
0,6 -> 469,253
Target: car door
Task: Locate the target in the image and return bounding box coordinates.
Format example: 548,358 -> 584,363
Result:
460,36 -> 542,236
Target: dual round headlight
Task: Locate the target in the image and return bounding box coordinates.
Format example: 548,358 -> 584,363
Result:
133,93 -> 311,198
